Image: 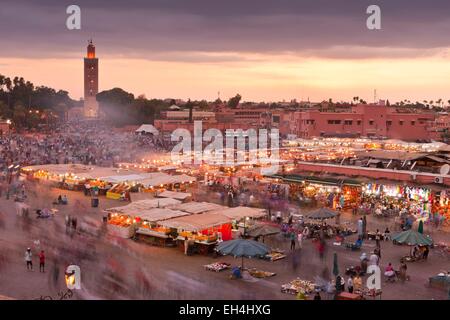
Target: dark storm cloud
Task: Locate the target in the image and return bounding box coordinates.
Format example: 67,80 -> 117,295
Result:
1,0 -> 450,60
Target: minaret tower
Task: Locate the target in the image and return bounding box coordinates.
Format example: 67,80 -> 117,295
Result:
83,39 -> 99,118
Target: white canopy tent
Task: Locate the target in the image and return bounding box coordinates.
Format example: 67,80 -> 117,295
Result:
106,198 -> 182,213
139,174 -> 196,188
169,201 -> 226,214
135,124 -> 159,135
209,206 -> 267,220
157,191 -> 192,201
136,208 -> 190,222
157,213 -> 230,232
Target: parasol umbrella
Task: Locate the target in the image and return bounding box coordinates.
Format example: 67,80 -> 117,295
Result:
247,224 -> 280,238
332,252 -> 339,277
392,229 -> 433,246
306,207 -> 337,220
418,220 -> 424,234
216,239 -> 270,270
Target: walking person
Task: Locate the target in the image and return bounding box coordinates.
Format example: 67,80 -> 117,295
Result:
357,218 -> 363,239
290,231 -> 296,251
347,276 -> 354,293
39,250 -> 45,272
375,229 -> 382,247
51,261 -> 60,289
318,239 -> 325,260
297,232 -> 303,249
25,248 -> 33,271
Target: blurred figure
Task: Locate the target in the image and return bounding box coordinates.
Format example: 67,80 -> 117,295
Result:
292,250 -> 301,272
25,248 -> 33,270
39,250 -> 45,272
50,260 -> 60,289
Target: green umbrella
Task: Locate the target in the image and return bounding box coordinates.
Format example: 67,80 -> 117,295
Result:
332,252 -> 339,276
216,239 -> 270,269
418,220 -> 424,234
392,229 -> 433,246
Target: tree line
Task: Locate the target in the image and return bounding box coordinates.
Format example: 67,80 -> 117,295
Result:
0,74 -> 74,129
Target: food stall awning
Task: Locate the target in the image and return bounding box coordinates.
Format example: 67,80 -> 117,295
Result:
139,174 -> 196,187
157,213 -> 231,232
158,165 -> 178,171
266,174 -> 362,187
138,208 -> 191,222
100,174 -> 151,183
210,206 -> 267,220
106,198 -> 182,213
22,164 -> 144,180
169,201 -> 227,214
158,190 -> 192,200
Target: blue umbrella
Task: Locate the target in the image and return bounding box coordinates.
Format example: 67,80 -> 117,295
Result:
217,239 -> 270,269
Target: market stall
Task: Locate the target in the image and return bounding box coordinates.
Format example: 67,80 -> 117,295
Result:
139,173 -> 196,193
107,213 -> 135,238
158,213 -> 232,255
363,182 -> 433,218
106,198 -> 182,214
168,201 -> 227,214
135,208 -> 191,246
106,183 -> 131,200
106,199 -> 186,241
209,206 -> 267,236
157,190 -> 192,202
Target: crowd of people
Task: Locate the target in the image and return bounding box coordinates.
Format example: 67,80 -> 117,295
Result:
0,121 -> 162,172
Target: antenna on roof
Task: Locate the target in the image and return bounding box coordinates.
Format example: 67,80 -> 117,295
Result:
374,89 -> 377,104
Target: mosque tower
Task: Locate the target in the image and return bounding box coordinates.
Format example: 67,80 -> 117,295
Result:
83,39 -> 99,118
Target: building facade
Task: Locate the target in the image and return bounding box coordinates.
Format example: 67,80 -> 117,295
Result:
153,104 -> 440,142
294,104 -> 436,141
83,40 -> 99,118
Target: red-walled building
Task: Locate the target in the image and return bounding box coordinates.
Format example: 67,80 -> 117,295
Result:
154,104 -> 440,142
294,104 -> 436,141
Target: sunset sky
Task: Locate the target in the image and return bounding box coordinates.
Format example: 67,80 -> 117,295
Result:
1,0 -> 450,103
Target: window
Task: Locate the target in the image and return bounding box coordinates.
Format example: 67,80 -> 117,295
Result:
327,120 -> 341,125
369,120 -> 374,125
386,120 -> 392,126
411,121 -> 415,125
344,120 -> 353,125
357,120 -> 362,125
399,121 -> 404,125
